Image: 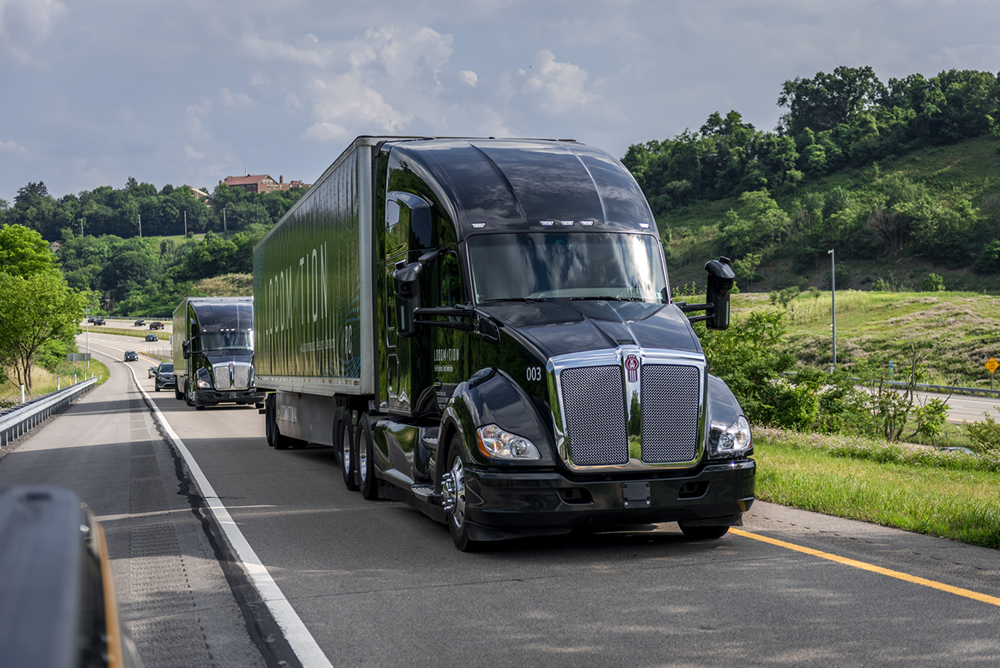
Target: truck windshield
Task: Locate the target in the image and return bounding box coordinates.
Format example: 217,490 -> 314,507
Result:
467,232 -> 667,303
201,331 -> 254,351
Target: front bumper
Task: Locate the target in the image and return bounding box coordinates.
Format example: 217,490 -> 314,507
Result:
193,388 -> 266,405
462,459 -> 755,541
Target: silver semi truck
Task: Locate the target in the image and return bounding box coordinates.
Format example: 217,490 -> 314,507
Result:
253,136 -> 754,550
172,296 -> 264,409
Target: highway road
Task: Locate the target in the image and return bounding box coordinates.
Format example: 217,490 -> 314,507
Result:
0,332 -> 998,667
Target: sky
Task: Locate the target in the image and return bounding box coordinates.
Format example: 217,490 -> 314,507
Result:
1,0 -> 999,204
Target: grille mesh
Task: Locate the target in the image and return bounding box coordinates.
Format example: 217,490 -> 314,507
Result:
640,365 -> 700,462
561,366 -> 629,466
212,362 -> 252,390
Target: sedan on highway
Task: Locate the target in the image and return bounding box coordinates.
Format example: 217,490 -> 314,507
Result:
145,333 -> 158,342
154,362 -> 176,392
124,351 -> 138,362
134,319 -> 146,326
149,321 -> 164,330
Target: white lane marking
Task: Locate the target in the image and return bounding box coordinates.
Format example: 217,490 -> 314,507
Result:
123,363 -> 335,668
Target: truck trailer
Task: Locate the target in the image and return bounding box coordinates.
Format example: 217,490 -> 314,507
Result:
253,136 -> 754,550
172,296 -> 264,409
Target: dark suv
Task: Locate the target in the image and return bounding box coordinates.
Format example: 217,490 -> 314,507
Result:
149,321 -> 164,330
154,362 -> 176,392
124,351 -> 138,362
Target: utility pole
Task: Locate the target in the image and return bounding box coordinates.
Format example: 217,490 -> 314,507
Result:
828,248 -> 837,369
138,213 -> 142,238
184,210 -> 188,237
223,206 -> 227,236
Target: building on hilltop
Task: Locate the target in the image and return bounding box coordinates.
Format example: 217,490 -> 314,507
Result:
221,174 -> 311,194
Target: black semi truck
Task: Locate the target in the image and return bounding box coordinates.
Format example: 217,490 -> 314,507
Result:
172,296 -> 264,409
253,136 -> 754,550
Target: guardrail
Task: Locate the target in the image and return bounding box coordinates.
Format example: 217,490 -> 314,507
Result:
0,379 -> 98,448
872,379 -> 1000,399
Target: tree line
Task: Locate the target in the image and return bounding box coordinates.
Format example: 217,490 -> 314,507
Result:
624,67 -> 1000,212
0,178 -> 306,241
626,66 -> 1000,282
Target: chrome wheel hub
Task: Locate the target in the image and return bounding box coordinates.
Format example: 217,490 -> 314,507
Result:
441,458 -> 466,526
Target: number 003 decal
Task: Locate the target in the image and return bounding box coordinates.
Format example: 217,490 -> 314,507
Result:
526,367 -> 543,382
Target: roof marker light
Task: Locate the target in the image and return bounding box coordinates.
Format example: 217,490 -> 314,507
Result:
540,220 -> 554,227
639,223 -> 650,229
581,220 -> 594,226
560,220 -> 574,226
471,222 -> 486,228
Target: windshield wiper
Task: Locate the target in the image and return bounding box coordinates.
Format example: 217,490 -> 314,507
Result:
568,296 -> 644,302
480,297 -> 546,304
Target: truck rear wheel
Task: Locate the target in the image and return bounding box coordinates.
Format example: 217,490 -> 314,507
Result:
338,413 -> 358,490
678,523 -> 729,540
358,414 -> 378,500
443,435 -> 478,552
175,385 -> 183,400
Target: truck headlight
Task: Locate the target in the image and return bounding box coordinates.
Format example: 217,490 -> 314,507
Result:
196,368 -> 212,389
476,424 -> 541,460
709,416 -> 752,458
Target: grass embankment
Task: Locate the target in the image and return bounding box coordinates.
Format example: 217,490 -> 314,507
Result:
755,428 -> 1000,549
0,358 -> 110,407
731,290 -> 1000,388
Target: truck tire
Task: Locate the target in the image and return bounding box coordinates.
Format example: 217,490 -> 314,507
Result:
678,523 -> 729,540
444,435 -> 478,552
358,414 -> 379,501
338,413 -> 358,491
265,397 -> 275,448
174,385 -> 184,401
184,381 -> 195,407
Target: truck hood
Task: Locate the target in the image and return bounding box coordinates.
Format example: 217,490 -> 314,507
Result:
478,301 -> 704,359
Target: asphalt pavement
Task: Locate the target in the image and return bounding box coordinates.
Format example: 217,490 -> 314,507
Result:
0,333 -> 998,667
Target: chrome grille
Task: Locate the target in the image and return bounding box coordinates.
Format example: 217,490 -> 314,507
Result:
212,362 -> 252,390
561,365 -> 629,466
640,365 -> 700,462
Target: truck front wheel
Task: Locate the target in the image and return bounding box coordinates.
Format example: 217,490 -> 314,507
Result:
443,435 -> 478,552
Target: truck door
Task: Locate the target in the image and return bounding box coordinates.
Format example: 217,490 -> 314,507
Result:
383,192 -> 433,415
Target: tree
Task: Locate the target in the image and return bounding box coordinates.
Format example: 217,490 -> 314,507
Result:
0,272 -> 86,393
0,223 -> 60,277
778,66 -> 887,136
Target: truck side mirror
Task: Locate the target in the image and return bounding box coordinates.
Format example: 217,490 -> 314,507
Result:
704,257 -> 735,330
393,262 -> 423,338
182,339 -> 190,359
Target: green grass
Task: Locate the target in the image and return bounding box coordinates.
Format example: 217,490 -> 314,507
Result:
754,427 -> 1000,549
1,358 -> 110,406
728,290 -> 1000,387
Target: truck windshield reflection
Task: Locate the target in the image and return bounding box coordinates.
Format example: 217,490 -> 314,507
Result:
200,331 -> 254,350
468,232 -> 667,303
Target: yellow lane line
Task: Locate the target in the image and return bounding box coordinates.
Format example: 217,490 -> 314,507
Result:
731,528 -> 1000,608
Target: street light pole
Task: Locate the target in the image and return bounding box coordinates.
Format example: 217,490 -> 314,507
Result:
223,206 -> 227,236
828,248 -> 837,369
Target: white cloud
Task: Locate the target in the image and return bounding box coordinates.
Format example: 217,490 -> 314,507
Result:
521,49 -> 599,115
0,0 -> 66,65
306,74 -> 409,140
459,70 -> 478,87
185,98 -> 213,142
184,145 -> 205,160
221,87 -> 254,109
249,71 -> 271,86
0,139 -> 26,155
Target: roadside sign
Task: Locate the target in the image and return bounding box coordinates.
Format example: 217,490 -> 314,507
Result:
987,357 -> 999,374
